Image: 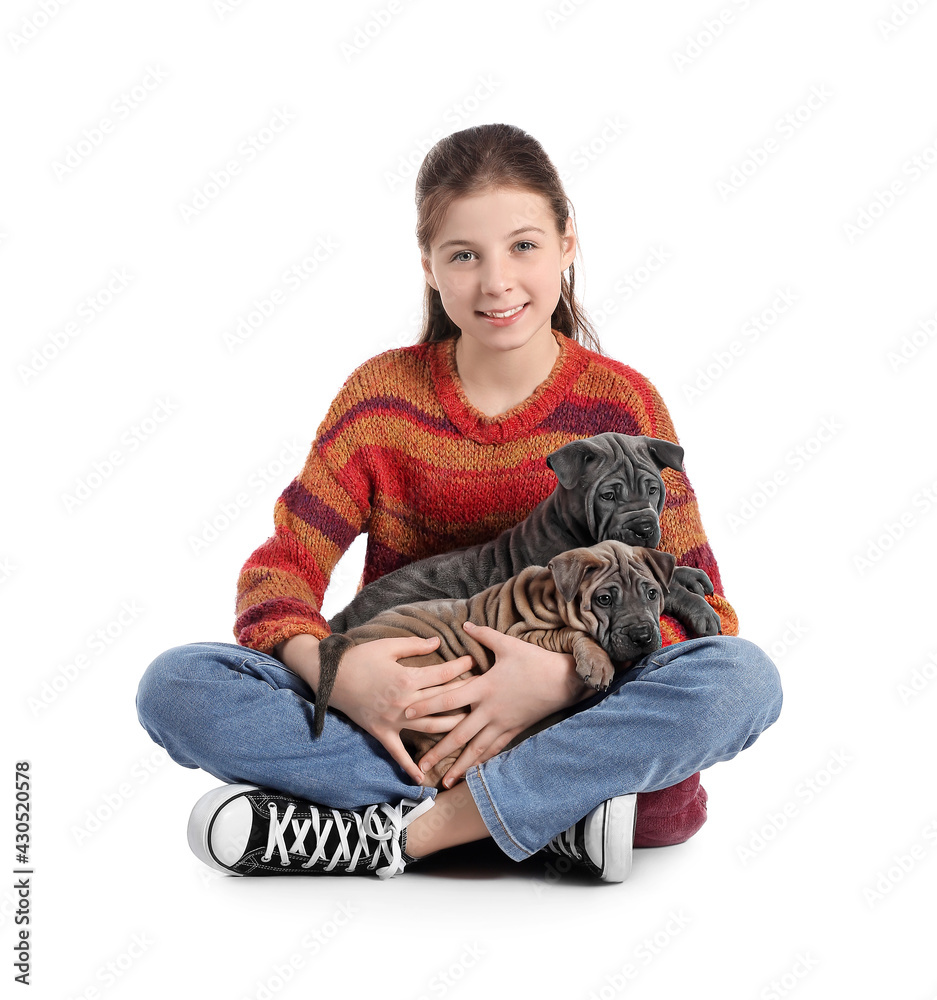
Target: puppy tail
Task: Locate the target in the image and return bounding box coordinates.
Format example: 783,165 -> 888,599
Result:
313,634 -> 356,738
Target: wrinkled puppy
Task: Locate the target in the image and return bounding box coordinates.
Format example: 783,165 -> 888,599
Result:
315,540 -> 676,788
328,432 -> 719,638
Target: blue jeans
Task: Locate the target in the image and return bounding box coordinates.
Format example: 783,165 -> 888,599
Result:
135,636 -> 781,861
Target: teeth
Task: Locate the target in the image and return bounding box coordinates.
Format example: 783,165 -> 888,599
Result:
483,305 -> 524,318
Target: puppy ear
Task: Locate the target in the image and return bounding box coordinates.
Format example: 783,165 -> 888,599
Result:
640,437 -> 685,475
548,548 -> 605,603
546,438 -> 605,489
636,548 -> 676,593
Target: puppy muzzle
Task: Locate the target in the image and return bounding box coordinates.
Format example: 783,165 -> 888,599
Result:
609,620 -> 662,661
610,513 -> 661,548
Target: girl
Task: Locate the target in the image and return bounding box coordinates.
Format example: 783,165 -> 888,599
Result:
136,123 -> 782,882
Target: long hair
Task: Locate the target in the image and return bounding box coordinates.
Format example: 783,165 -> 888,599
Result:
414,123 -> 601,353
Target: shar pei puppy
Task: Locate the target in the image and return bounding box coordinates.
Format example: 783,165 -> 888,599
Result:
328,433 -> 719,641
314,540 -> 680,789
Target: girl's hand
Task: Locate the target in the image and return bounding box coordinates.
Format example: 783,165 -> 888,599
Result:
406,623 -> 593,788
326,635 -> 474,786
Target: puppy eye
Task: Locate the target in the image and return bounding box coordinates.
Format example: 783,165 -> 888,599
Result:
595,594 -> 612,607
600,491 -> 614,501
646,588 -> 658,601
648,485 -> 659,495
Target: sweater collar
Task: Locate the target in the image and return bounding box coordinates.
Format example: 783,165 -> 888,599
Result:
428,329 -> 589,444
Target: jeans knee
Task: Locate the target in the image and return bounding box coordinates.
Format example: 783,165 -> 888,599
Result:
135,644 -> 197,735
720,636 -> 783,728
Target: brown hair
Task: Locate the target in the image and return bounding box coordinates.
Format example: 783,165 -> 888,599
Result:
414,123 -> 602,353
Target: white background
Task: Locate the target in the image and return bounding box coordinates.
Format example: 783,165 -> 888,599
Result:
4,1 -> 937,997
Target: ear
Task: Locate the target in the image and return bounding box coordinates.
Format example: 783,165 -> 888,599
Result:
546,438 -> 606,489
640,437 -> 685,475
548,548 -> 606,603
636,548 -> 676,593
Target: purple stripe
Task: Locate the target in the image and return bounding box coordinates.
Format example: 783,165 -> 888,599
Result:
538,400 -> 641,436
320,396 -> 457,446
282,480 -> 358,549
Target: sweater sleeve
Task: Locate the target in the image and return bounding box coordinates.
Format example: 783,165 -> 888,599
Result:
624,368 -> 739,643
233,414 -> 372,653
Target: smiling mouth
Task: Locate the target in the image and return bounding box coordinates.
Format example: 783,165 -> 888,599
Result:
477,303 -> 527,318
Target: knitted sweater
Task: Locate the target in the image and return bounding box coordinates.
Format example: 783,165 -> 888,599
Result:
234,329 -> 734,848
235,330 -> 737,650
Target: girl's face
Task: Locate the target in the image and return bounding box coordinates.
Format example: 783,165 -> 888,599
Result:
421,186 -> 577,356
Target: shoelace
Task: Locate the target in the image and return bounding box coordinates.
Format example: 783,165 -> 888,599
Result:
261,796 -> 434,879
545,823 -> 582,861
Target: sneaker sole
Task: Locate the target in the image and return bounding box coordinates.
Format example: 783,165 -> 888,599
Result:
601,793 -> 637,883
187,783 -> 261,875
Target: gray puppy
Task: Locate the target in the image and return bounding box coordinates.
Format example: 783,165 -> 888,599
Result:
328,433 -> 719,637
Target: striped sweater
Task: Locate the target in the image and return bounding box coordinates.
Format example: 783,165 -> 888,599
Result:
235,330 -> 737,651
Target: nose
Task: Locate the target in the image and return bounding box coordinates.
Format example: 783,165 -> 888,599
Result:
626,623 -> 654,645
480,255 -> 513,295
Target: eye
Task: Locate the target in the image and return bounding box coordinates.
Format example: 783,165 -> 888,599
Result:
452,250 -> 475,262
648,485 -> 659,496
594,593 -> 612,607
599,491 -> 614,501
515,241 -> 536,252
646,588 -> 658,601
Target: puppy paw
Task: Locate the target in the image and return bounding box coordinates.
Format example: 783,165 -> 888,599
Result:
577,656 -> 616,691
690,605 -> 721,637
672,566 -> 714,597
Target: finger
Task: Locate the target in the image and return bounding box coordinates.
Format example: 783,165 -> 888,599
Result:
418,713 -> 486,776
402,711 -> 470,734
381,634 -> 443,660
461,621 -> 509,650
409,655 -> 475,689
405,679 -> 478,720
378,730 -> 425,786
440,722 -> 513,788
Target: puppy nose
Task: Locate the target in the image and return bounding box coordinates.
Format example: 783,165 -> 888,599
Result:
632,519 -> 655,538
627,623 -> 653,644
